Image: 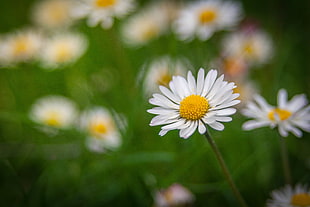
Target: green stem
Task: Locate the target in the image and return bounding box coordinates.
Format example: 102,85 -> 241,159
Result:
278,136 -> 292,185
204,129 -> 248,207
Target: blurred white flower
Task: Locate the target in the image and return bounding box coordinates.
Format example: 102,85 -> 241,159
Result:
122,1 -> 179,47
31,0 -> 77,30
72,0 -> 135,29
39,32 -> 88,69
147,68 -> 240,138
242,89 -> 310,137
173,0 -> 242,41
143,56 -> 189,95
30,95 -> 78,129
80,107 -> 122,153
154,183 -> 195,207
267,184 -> 310,207
222,29 -> 273,66
0,29 -> 43,66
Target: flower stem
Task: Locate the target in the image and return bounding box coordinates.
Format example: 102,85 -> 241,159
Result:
278,136 -> 292,185
204,129 -> 248,207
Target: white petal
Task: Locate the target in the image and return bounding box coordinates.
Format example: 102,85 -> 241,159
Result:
278,89 -> 287,109
196,68 -> 205,95
202,69 -> 218,97
161,120 -> 186,130
209,121 -> 224,131
215,116 -> 232,122
159,86 -> 180,103
187,71 -> 197,94
214,108 -> 236,116
242,120 -> 270,130
159,129 -> 169,136
198,120 -> 207,134
278,124 -> 288,137
179,121 -> 197,138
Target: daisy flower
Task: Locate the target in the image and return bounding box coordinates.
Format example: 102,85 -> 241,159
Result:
222,29 -> 273,66
122,1 -> 179,47
71,0 -> 135,29
39,32 -> 88,69
143,56 -> 189,95
29,95 -> 78,129
0,29 -> 43,66
242,89 -> 310,137
173,0 -> 242,41
267,184 -> 310,207
80,107 -> 122,153
31,0 -> 77,30
154,183 -> 195,207
147,68 -> 240,139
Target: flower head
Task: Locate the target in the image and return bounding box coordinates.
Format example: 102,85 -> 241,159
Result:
173,0 -> 242,41
39,32 -> 88,69
147,68 -> 240,139
80,107 -> 122,153
72,0 -> 135,29
267,184 -> 310,207
154,183 -> 195,207
30,95 -> 78,129
242,89 -> 310,137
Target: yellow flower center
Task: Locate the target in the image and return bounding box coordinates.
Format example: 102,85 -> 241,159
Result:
157,71 -> 172,87
45,112 -> 61,127
141,26 -> 158,41
243,41 -> 255,56
291,193 -> 310,207
95,0 -> 116,8
199,9 -> 217,24
48,2 -> 67,23
55,44 -> 72,63
179,95 -> 209,120
268,108 -> 292,121
13,37 -> 29,56
90,122 -> 107,136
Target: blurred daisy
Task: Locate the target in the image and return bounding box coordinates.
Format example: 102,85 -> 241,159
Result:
154,183 -> 195,207
143,56 -> 189,95
267,184 -> 310,207
242,89 -> 310,137
0,29 -> 43,65
80,107 -> 122,153
173,0 -> 242,41
122,1 -> 179,47
147,68 -> 240,138
39,33 -> 88,69
233,80 -> 258,107
30,95 -> 78,129
72,0 -> 135,29
222,29 -> 273,66
31,0 -> 76,30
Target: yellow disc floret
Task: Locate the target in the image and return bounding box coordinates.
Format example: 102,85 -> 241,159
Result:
157,72 -> 172,87
95,0 -> 116,8
45,112 -> 62,127
268,108 -> 292,121
179,95 -> 209,120
90,122 -> 107,136
291,193 -> 310,207
199,9 -> 217,24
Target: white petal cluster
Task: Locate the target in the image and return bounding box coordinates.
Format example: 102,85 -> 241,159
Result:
242,89 -> 310,137
148,68 -> 240,138
173,0 -> 242,41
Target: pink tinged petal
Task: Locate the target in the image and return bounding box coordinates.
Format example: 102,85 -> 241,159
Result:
242,120 -> 270,130
198,120 -> 207,134
187,71 -> 197,94
209,121 -> 224,131
278,89 -> 287,109
159,86 -> 180,103
214,108 -> 236,116
159,129 -> 169,136
202,69 -> 218,97
215,116 -> 232,122
196,68 -> 205,95
179,121 -> 197,138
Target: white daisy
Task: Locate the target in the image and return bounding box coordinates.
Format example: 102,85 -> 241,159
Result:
222,29 -> 273,66
147,68 -> 240,139
39,32 -> 88,69
121,1 -> 179,47
31,0 -> 76,30
267,184 -> 310,207
143,56 -> 189,95
30,95 -> 78,129
0,29 -> 43,66
80,107 -> 122,153
71,0 -> 135,29
154,183 -> 195,207
173,0 -> 242,41
242,89 -> 310,137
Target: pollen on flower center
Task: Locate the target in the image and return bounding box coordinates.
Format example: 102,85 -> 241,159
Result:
179,95 -> 209,120
90,122 -> 107,135
290,193 -> 310,207
199,9 -> 217,24
95,0 -> 116,8
268,108 -> 292,121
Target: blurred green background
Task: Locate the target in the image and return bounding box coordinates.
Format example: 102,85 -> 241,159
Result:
0,0 -> 309,206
